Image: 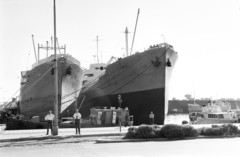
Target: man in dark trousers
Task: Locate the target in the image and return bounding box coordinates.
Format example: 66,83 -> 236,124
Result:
149,111 -> 154,125
45,110 -> 54,135
125,112 -> 130,127
73,109 -> 81,135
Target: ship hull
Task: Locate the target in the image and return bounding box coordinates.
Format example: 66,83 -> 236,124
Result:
5,117 -> 119,130
79,88 -> 165,125
19,55 -> 83,121
68,43 -> 178,125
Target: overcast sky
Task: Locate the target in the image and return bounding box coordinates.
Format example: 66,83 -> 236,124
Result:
1,0 -> 240,102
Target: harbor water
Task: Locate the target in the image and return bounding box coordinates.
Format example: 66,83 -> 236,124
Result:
165,114 -> 189,125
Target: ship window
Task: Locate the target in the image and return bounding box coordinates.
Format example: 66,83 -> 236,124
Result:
218,114 -> 224,119
208,114 -> 216,118
84,74 -> 94,77
209,114 -> 217,118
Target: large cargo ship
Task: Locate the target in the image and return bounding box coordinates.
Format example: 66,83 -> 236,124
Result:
70,43 -> 178,125
19,53 -> 83,121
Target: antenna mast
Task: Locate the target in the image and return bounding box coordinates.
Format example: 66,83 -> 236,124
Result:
130,8 -> 140,55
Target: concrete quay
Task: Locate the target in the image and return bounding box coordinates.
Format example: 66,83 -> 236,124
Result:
0,126 -> 127,142
1,124 -> 240,143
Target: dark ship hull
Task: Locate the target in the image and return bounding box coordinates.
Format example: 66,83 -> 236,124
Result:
19,55 -> 83,121
70,43 -> 178,125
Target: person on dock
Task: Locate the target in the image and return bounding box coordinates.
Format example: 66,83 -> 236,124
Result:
149,111 -> 154,125
73,109 -> 81,135
125,112 -> 130,127
45,110 -> 54,135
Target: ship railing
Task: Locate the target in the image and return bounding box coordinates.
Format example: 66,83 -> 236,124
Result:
31,54 -> 80,69
65,54 -> 81,67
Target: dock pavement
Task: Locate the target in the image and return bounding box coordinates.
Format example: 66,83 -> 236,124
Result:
0,125 -> 127,142
1,124 -> 240,143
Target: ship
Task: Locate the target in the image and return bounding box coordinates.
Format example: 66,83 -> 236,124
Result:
1,1 -> 83,130
188,101 -> 240,124
65,43 -> 178,125
168,98 -> 240,114
19,49 -> 83,121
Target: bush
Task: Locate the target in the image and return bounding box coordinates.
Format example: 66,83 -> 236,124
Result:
199,124 -> 239,136
181,125 -> 198,137
152,124 -> 161,130
135,125 -> 155,138
124,123 -> 239,139
223,124 -> 239,135
199,127 -> 223,136
154,126 -> 162,138
124,126 -> 138,139
160,124 -> 184,139
124,125 -> 162,139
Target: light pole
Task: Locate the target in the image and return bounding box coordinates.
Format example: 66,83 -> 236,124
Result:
52,0 -> 58,136
161,34 -> 165,43
75,95 -> 78,111
118,95 -> 122,132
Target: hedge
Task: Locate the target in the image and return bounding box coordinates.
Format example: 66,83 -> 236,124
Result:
198,124 -> 239,136
124,124 -> 240,139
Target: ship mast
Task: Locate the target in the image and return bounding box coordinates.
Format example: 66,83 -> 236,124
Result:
31,35 -> 38,63
37,41 -> 65,60
96,36 -> 99,63
93,36 -> 101,63
130,8 -> 140,55
124,27 -> 129,57
46,41 -> 49,57
53,0 -> 58,135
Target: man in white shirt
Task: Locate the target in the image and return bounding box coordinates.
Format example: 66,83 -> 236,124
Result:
149,111 -> 154,125
45,110 -> 54,135
73,109 -> 81,135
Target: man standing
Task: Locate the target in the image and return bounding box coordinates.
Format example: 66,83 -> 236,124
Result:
149,111 -> 154,125
73,109 -> 81,135
125,112 -> 130,127
45,110 -> 54,135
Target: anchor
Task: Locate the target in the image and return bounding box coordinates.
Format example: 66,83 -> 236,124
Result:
151,56 -> 161,67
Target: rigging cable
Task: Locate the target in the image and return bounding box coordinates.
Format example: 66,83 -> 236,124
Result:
83,47 -> 156,94
80,47 -> 170,109
4,67 -> 52,106
86,47 -> 169,96
83,49 -> 150,94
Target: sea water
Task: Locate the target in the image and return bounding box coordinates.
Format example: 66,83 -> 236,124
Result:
164,114 -> 189,125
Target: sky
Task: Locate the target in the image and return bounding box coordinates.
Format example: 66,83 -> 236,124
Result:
1,0 -> 240,103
